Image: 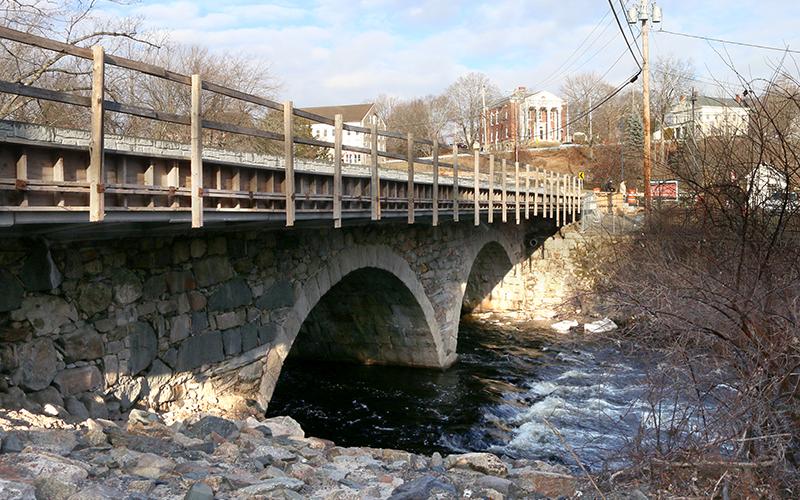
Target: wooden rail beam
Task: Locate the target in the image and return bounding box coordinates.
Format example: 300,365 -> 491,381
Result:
190,74 -> 203,228
334,113 -> 343,228
488,154 -> 494,224
88,45 -> 105,222
432,139 -> 439,227
473,149 -> 480,226
284,101 -> 295,227
515,161 -> 520,224
407,133 -> 414,224
525,163 -> 530,219
501,159 -> 507,223
370,114 -> 380,220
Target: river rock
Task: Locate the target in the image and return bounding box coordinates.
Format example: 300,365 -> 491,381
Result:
27,430 -> 78,455
14,338 -> 58,391
235,478 -> 304,496
186,415 -> 239,441
1,452 -> 88,482
388,474 -> 457,500
28,387 -> 64,409
128,452 -> 175,479
251,444 -> 296,463
0,479 -> 35,500
67,484 -> 126,500
34,475 -> 79,500
444,452 -> 508,477
510,466 -> 577,497
65,397 -> 89,421
260,415 -> 304,438
184,482 -> 214,500
53,366 -> 102,396
550,320 -> 579,333
584,318 -> 618,334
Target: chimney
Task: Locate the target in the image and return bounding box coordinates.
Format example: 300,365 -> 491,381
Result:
679,95 -> 686,103
735,94 -> 742,104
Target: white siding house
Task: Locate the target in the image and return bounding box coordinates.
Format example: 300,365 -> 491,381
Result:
304,103 -> 386,165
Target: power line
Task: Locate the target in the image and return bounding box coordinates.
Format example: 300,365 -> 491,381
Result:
658,29 -> 800,54
620,0 -> 643,60
565,70 -> 642,129
608,0 -> 642,68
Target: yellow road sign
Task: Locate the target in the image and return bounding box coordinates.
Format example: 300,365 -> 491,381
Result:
578,171 -> 585,180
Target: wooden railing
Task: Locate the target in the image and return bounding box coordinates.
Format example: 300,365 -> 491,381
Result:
0,26 -> 583,229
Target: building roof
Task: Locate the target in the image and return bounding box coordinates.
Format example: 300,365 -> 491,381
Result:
302,103 -> 375,123
488,88 -> 562,109
692,95 -> 746,108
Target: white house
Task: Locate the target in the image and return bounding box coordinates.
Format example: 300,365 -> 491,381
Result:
747,163 -> 788,207
662,95 -> 749,140
303,103 -> 386,165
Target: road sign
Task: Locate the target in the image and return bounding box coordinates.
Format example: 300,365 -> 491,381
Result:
578,171 -> 585,180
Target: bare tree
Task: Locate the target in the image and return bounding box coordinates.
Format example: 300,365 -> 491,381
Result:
651,56 -> 695,165
444,72 -> 499,149
561,72 -> 624,149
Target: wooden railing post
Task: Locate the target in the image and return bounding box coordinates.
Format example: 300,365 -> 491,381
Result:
407,133 -> 414,224
488,154 -> 494,224
563,174 -> 568,224
15,151 -> 27,207
578,177 -> 583,215
370,114 -> 380,220
501,159 -> 507,223
556,174 -> 562,226
190,74 -> 203,228
533,167 -> 540,217
473,149 -> 480,226
284,101 -> 295,227
525,163 -> 530,219
432,139 -> 439,227
547,170 -> 553,219
88,45 -> 105,222
453,145 -> 459,222
515,161 -> 520,224
333,113 -> 343,228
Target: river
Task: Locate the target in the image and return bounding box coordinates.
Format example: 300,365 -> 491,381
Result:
266,315 -> 649,472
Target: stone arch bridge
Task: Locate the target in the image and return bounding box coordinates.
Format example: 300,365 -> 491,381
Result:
0,217 -> 574,416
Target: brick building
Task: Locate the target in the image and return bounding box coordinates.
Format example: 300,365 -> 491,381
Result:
483,87 -> 567,151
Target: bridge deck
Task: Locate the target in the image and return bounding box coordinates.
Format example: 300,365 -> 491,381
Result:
0,26 -> 583,236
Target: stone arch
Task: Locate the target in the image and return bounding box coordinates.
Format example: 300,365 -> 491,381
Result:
461,241 -> 516,313
258,245 -> 447,407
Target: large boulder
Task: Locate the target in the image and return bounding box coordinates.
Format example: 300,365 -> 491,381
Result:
444,452 -> 508,477
11,296 -> 77,336
185,416 -> 239,441
13,338 -> 58,391
193,256 -> 233,288
112,269 -> 142,305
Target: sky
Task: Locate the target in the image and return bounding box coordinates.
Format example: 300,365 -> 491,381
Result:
99,0 -> 800,107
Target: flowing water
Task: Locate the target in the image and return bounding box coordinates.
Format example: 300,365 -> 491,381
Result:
267,316 -> 649,471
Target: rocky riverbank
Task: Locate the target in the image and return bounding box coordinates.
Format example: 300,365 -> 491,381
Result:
0,407 -> 597,499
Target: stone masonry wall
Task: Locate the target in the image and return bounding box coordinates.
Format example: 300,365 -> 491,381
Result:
0,219 -> 556,420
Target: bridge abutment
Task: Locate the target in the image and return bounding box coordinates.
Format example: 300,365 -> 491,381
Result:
0,219 -> 560,417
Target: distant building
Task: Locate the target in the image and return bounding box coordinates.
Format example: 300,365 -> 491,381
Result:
303,103 -> 386,165
482,87 -> 567,151
661,95 -> 749,140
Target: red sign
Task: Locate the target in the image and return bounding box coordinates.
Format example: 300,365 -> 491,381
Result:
651,180 -> 679,200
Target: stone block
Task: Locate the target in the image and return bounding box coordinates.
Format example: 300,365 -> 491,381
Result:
169,315 -> 191,344
61,326 -> 104,363
165,270 -> 195,294
127,321 -> 157,376
222,328 -> 242,356
208,278 -> 253,311
11,295 -> 77,336
193,256 -> 233,288
19,242 -> 62,292
53,365 -> 102,396
255,280 -> 294,310
191,311 -> 208,334
176,331 -> 224,372
13,338 -> 58,391
112,269 -> 142,305
241,323 -> 259,351
215,310 -> 245,330
77,281 -> 112,316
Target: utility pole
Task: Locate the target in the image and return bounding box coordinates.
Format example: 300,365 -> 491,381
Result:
588,94 -> 594,160
628,0 -> 662,212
